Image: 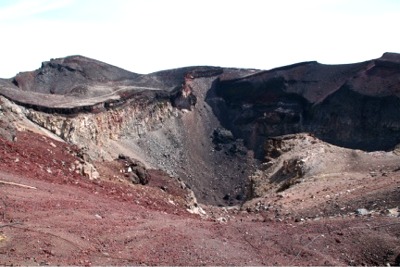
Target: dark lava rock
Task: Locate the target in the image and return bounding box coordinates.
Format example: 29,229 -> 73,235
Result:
210,53 -> 400,156
212,128 -> 235,144
118,154 -> 149,185
395,253 -> 400,266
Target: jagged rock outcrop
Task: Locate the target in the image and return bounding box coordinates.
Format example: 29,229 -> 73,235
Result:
24,98 -> 177,161
248,133 -> 400,198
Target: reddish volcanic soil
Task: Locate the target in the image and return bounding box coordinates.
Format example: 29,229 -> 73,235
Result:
0,131 -> 400,266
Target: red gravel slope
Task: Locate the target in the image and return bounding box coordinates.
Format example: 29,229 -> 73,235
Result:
0,130 -> 399,266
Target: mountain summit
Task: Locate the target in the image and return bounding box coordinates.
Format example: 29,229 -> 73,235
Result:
0,54 -> 399,265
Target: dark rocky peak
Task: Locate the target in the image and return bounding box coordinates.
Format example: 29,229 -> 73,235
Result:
380,52 -> 400,63
11,55 -> 140,95
43,55 -> 140,81
346,53 -> 400,97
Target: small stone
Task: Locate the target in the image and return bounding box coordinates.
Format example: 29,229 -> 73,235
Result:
11,106 -> 22,114
91,171 -> 100,180
69,163 -> 75,172
94,214 -> 102,219
356,208 -> 369,215
187,205 -> 206,216
385,207 -> 399,217
216,217 -> 227,223
160,185 -> 168,191
0,234 -> 6,242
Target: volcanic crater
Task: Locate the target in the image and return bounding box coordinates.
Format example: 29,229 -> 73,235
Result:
0,54 -> 399,265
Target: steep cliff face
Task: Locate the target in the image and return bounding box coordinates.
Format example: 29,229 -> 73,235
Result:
131,76 -> 258,205
25,98 -> 176,161
310,85 -> 400,150
212,53 -> 400,157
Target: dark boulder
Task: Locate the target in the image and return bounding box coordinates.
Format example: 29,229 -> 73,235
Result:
118,154 -> 149,185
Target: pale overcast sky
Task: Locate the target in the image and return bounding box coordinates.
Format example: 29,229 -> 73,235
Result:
0,0 -> 399,77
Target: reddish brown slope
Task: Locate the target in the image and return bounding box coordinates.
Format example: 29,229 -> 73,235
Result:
0,130 -> 399,266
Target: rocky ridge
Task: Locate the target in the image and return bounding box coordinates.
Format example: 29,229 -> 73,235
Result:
1,54 -> 400,265
0,53 -> 400,206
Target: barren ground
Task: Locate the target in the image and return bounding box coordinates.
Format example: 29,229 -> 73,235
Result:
0,131 -> 399,266
1,54 -> 400,266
